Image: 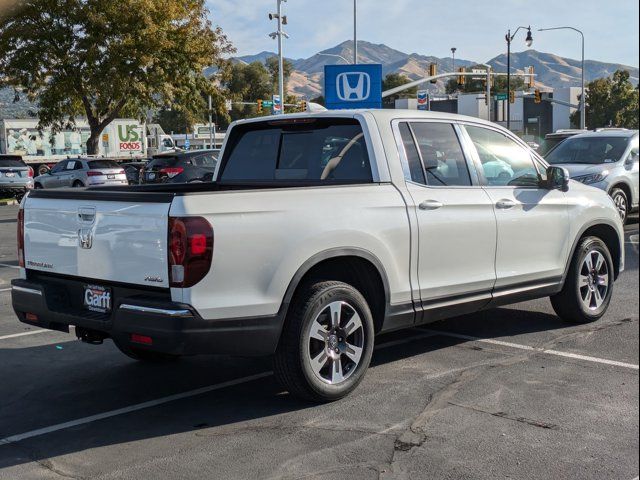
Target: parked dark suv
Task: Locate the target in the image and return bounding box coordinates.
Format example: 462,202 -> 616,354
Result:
141,150 -> 218,184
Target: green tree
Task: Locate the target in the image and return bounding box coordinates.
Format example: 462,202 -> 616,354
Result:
0,0 -> 234,154
223,61 -> 273,120
572,70 -> 639,129
382,73 -> 417,107
265,56 -> 293,96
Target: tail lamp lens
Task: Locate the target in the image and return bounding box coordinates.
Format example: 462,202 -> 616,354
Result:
160,167 -> 184,178
28,167 -> 34,178
17,208 -> 24,267
168,217 -> 213,288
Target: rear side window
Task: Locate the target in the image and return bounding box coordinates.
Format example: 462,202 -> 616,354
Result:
398,123 -> 426,185
147,157 -> 180,169
0,158 -> 26,168
220,119 -> 372,183
88,160 -> 119,169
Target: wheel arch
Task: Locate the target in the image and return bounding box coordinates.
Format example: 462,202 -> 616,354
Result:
565,220 -> 623,281
277,248 -> 390,335
609,181 -> 633,207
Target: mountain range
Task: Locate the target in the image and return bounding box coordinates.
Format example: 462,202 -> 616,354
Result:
237,40 -> 639,99
1,40 -> 638,119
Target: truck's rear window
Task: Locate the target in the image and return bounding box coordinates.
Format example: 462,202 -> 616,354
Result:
219,118 -> 372,183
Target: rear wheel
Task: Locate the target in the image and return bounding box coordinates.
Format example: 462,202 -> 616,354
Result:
551,236 -> 614,323
274,281 -> 374,402
113,339 -> 180,362
72,180 -> 84,188
610,188 -> 628,223
34,183 -> 43,189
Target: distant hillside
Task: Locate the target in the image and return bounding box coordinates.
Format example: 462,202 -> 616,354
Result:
488,49 -> 639,90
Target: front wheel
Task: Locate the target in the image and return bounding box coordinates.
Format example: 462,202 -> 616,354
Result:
551,236 -> 614,323
274,281 -> 375,402
610,188 -> 628,223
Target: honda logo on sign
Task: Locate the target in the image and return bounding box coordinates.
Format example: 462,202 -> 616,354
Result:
336,72 -> 371,101
325,64 -> 382,110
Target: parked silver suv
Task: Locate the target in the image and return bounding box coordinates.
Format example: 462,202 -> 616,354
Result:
545,129 -> 639,221
34,158 -> 128,189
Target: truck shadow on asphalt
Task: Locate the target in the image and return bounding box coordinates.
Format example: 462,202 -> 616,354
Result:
0,307 -> 572,470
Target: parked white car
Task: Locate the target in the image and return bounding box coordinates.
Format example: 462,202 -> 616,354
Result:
13,110 -> 625,402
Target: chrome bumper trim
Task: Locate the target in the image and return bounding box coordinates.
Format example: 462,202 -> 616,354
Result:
12,285 -> 43,296
119,304 -> 192,317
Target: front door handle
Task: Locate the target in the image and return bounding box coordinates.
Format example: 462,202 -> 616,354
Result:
495,199 -> 516,209
419,200 -> 444,211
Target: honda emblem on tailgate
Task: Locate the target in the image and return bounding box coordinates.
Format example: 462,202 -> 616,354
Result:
336,72 -> 371,101
78,228 -> 93,249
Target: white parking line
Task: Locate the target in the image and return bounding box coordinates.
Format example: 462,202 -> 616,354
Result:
0,263 -> 19,269
0,330 -> 50,341
0,287 -> 12,293
0,330 -> 438,445
424,329 -> 639,371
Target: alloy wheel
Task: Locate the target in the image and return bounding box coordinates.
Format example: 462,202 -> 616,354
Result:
578,250 -> 609,311
306,301 -> 365,385
613,193 -> 627,221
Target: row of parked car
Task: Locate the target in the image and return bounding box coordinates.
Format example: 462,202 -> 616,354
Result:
0,149 -> 219,200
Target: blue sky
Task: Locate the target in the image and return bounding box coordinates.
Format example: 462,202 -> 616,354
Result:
207,0 -> 639,66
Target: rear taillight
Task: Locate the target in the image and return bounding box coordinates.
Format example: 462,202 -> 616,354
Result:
27,167 -> 34,178
17,209 -> 24,268
168,216 -> 213,288
160,167 -> 184,178
117,169 -> 125,175
87,170 -> 104,177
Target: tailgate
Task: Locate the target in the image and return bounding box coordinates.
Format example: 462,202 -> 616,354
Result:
23,196 -> 171,288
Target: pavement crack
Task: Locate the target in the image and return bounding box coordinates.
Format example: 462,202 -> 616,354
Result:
448,401 -> 559,430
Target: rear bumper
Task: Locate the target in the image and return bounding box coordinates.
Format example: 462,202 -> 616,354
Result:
11,276 -> 282,357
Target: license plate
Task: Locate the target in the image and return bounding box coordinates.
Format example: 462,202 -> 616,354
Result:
83,284 -> 112,313
148,173 -> 156,180
107,174 -> 115,179
4,172 -> 15,177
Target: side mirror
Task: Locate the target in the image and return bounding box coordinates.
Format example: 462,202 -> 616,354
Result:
546,166 -> 570,192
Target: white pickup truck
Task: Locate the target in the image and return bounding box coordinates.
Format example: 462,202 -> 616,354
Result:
12,110 -> 625,401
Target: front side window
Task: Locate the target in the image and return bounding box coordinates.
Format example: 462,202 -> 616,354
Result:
410,122 -> 471,187
220,119 -> 372,183
465,126 -> 539,187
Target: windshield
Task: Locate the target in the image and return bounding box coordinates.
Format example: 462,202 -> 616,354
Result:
546,136 -> 630,165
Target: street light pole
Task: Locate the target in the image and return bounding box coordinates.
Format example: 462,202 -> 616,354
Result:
505,26 -> 533,130
451,47 -> 456,73
269,0 -> 288,114
538,26 -> 585,129
353,0 -> 358,64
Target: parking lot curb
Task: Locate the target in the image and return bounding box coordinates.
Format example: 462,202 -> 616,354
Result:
0,200 -> 18,206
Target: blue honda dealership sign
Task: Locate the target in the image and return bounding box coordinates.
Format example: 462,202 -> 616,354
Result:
324,64 -> 382,110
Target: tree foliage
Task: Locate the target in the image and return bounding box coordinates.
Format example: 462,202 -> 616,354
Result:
445,67 -> 525,95
0,0 -> 234,153
571,70 -> 639,129
382,73 -> 417,107
265,56 -> 293,95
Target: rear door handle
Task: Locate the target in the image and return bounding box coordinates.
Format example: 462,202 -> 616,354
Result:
495,199 -> 516,209
419,200 -> 444,211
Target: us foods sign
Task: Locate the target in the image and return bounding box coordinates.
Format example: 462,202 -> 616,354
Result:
117,124 -> 143,151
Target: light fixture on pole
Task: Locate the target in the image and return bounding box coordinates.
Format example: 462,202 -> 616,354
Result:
505,25 -> 533,130
538,26 -> 585,130
451,47 -> 457,72
268,0 -> 288,114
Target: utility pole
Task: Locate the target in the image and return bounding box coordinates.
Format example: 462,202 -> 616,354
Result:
269,0 -> 288,114
505,26 -> 533,130
451,47 -> 456,72
353,0 -> 358,64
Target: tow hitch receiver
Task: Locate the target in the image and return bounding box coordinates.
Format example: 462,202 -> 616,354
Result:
76,327 -> 108,345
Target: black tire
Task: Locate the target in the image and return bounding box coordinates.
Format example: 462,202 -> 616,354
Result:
113,339 -> 180,362
551,236 -> 614,323
34,183 -> 43,189
72,181 -> 84,188
37,165 -> 50,176
610,188 -> 629,223
274,281 -> 375,402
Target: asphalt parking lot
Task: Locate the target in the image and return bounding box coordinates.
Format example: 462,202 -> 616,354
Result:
0,204 -> 637,480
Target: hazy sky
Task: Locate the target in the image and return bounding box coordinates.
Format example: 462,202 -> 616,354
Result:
208,0 -> 639,66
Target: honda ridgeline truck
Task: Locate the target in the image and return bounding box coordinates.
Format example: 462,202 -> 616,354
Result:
12,110 -> 625,402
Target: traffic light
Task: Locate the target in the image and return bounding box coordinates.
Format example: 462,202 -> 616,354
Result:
299,100 -> 308,111
257,99 -> 263,113
528,66 -> 535,89
457,67 -> 466,86
429,63 -> 437,84
509,90 -> 515,104
534,89 -> 542,104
